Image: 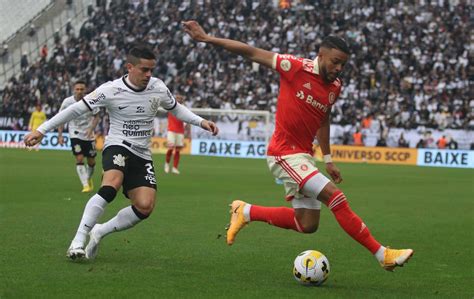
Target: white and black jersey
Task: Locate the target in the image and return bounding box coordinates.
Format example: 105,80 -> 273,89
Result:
82,76 -> 178,160
60,96 -> 99,141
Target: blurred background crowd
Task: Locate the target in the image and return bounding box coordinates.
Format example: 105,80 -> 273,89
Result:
0,0 -> 472,146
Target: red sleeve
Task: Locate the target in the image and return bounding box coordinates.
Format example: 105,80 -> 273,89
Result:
272,54 -> 304,82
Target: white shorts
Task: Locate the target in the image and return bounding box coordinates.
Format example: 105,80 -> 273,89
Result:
267,153 -> 330,210
167,131 -> 184,148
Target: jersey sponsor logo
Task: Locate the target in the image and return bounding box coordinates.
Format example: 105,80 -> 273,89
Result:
295,90 -> 329,113
303,82 -> 312,90
328,92 -> 336,104
113,154 -> 126,167
87,93 -> 105,106
280,59 -> 291,71
118,106 -> 128,110
136,106 -> 145,113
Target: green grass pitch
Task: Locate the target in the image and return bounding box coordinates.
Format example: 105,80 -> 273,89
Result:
0,148 -> 473,298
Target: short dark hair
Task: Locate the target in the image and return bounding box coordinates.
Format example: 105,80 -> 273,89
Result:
74,79 -> 87,86
320,36 -> 350,54
127,43 -> 156,65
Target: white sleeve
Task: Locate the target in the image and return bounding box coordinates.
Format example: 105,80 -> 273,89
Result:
169,103 -> 204,127
37,100 -> 90,134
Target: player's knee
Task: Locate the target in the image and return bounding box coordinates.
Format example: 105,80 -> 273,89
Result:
302,223 -> 319,234
133,197 -> 155,216
98,185 -> 117,203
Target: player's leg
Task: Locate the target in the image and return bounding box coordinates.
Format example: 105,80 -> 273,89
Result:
171,134 -> 184,174
85,140 -> 97,189
85,155 -> 157,259
165,131 -> 175,173
67,169 -> 122,260
308,178 -> 413,270
227,154 -> 319,245
67,146 -> 125,260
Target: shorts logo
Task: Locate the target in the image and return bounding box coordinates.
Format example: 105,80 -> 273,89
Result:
113,154 -> 126,167
328,92 -> 336,104
280,59 -> 291,72
74,144 -> 81,153
300,164 -> 308,171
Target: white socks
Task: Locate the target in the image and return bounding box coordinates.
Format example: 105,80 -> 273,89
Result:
243,204 -> 251,222
71,194 -> 108,247
94,206 -> 143,239
76,164 -> 89,187
374,246 -> 386,263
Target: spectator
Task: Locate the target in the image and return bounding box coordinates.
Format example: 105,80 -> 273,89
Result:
416,138 -> 425,148
398,133 -> 409,148
436,135 -> 447,149
353,128 -> 364,146
446,136 -> 458,150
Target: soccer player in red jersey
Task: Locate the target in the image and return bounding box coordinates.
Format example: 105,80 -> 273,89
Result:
165,95 -> 186,174
183,20 -> 413,271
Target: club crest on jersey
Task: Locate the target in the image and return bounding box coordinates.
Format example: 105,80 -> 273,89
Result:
300,164 -> 308,171
280,59 -> 291,72
113,154 -> 126,167
150,97 -> 160,114
328,92 -> 336,104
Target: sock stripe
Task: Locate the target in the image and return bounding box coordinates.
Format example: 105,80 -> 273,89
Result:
328,193 -> 346,210
294,217 -> 304,233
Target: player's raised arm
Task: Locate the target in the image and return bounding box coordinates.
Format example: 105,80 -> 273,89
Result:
182,20 -> 274,69
24,100 -> 90,147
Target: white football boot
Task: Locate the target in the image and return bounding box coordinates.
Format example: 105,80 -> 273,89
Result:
85,224 -> 103,260
66,244 -> 86,261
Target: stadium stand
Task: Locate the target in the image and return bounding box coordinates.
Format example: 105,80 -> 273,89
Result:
0,0 -> 472,147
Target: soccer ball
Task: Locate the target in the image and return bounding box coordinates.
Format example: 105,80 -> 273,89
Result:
293,250 -> 330,286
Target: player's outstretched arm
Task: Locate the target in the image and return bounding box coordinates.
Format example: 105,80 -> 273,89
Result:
182,20 -> 274,69
169,102 -> 219,136
24,100 -> 89,147
200,120 -> 219,136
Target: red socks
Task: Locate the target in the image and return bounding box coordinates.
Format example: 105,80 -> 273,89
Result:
250,205 -> 303,232
327,191 -> 381,254
165,149 -> 172,163
173,150 -> 180,168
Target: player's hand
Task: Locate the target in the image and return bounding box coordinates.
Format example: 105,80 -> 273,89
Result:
182,20 -> 209,42
58,135 -> 64,145
200,120 -> 219,136
325,163 -> 343,184
24,130 -> 44,147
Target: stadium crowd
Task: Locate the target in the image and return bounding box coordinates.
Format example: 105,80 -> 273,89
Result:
0,0 -> 472,133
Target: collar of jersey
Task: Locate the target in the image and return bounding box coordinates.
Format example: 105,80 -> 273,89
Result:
122,75 -> 147,92
312,56 -> 320,75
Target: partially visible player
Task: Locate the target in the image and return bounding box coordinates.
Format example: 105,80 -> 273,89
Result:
27,103 -> 47,151
183,20 -> 413,271
164,95 -> 187,175
58,80 -> 100,193
24,43 -> 219,261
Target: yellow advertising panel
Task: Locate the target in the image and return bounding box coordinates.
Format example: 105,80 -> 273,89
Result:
95,135 -> 191,154
314,145 -> 418,165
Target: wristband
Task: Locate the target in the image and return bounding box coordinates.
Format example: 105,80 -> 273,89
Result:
323,154 -> 333,163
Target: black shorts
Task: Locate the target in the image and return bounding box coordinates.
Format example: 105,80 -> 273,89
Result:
102,145 -> 157,197
71,138 -> 97,157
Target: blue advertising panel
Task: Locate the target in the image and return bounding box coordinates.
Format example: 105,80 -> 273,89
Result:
191,139 -> 266,159
417,149 -> 474,169
0,130 -> 71,150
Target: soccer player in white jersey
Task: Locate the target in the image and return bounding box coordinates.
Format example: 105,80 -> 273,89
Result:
58,80 -> 100,193
24,44 -> 219,261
